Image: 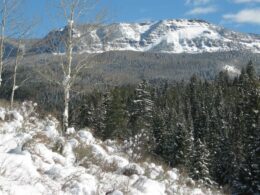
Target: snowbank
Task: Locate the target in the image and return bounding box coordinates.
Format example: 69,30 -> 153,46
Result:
0,102 -> 223,195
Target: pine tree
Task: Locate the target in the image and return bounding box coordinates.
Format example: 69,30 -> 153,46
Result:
189,75 -> 207,141
78,100 -> 95,128
128,80 -> 155,157
191,138 -> 212,185
93,92 -> 108,138
158,108 -> 176,165
174,121 -> 193,168
234,62 -> 260,194
103,88 -> 128,140
152,107 -> 166,155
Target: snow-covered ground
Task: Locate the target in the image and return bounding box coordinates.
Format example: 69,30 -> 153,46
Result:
0,102 -> 223,195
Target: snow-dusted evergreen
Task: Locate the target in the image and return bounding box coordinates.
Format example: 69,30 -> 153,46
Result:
191,139 -> 211,185
127,80 -> 155,159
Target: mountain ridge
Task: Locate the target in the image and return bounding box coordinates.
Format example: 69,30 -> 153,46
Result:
29,19 -> 260,54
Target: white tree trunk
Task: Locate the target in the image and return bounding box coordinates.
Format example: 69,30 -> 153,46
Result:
62,16 -> 73,132
10,41 -> 22,109
0,0 -> 6,87
63,84 -> 70,131
10,57 -> 18,109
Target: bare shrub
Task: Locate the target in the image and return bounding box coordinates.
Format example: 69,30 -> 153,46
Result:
74,144 -> 93,168
101,160 -> 118,173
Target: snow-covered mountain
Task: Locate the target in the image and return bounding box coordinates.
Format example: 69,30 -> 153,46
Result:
0,102 -> 223,195
32,19 -> 260,54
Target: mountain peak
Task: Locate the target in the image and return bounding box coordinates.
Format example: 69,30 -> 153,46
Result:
31,19 -> 260,54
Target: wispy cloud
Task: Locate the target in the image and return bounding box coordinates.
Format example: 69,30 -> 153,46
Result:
185,0 -> 212,5
223,8 -> 260,24
233,0 -> 260,3
186,6 -> 218,15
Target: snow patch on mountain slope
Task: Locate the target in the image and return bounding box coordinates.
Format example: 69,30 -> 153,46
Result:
33,19 -> 260,54
223,65 -> 241,75
0,102 -> 223,195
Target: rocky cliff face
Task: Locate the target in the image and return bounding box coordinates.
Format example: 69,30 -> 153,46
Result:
31,19 -> 260,54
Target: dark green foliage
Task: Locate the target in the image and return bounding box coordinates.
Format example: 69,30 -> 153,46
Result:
127,80 -> 155,155
191,138 -> 211,184
78,63 -> 257,193
233,62 -> 260,194
0,60 -> 259,193
174,120 -> 193,167
103,87 -> 128,140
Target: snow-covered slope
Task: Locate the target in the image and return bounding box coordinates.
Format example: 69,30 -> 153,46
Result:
223,65 -> 241,76
0,102 -> 223,195
32,19 -> 260,54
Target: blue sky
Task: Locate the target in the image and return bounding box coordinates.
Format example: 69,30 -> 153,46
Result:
22,0 -> 260,37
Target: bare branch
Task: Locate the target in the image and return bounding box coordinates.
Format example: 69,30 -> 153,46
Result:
36,68 -> 62,86
40,0 -> 108,132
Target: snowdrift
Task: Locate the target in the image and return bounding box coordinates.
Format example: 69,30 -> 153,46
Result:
0,102 -> 223,195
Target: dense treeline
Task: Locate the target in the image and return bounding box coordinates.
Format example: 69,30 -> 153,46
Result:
0,60 -> 258,194
71,62 -> 259,194
1,51 -> 260,91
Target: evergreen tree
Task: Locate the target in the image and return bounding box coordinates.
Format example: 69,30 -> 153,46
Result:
158,108 -> 176,165
234,63 -> 260,194
152,107 -> 166,155
103,88 -> 128,140
128,80 -> 155,157
191,138 -> 212,185
93,92 -> 108,138
189,75 -> 207,141
174,120 -> 193,168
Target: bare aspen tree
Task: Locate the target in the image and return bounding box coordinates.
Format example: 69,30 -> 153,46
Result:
0,0 -> 19,87
63,6 -> 73,132
0,0 -> 7,87
59,0 -> 85,132
10,40 -> 21,109
4,2 -> 35,109
10,40 -> 29,109
37,0 -> 108,132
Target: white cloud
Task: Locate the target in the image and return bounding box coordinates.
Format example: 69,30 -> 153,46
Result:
185,0 -> 217,16
233,0 -> 260,3
185,0 -> 212,5
223,8 -> 260,24
186,6 -> 218,15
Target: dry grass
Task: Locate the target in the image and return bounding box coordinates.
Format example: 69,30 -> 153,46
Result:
74,144 -> 93,168
74,143 -> 119,173
22,132 -> 54,152
0,99 -> 19,109
100,160 -> 118,173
